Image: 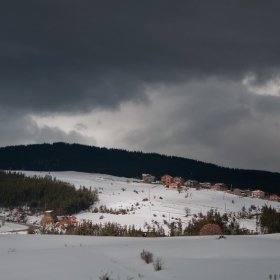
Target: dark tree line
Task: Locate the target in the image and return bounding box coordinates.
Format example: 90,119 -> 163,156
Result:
0,142 -> 280,194
72,220 -> 165,237
0,170 -> 98,215
259,205 -> 280,234
182,209 -> 249,236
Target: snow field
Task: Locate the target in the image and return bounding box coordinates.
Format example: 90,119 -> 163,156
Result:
21,171 -> 280,234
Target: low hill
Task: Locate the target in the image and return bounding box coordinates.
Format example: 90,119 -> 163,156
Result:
0,142 -> 280,194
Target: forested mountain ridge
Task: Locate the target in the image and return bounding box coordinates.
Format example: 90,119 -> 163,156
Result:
0,142 -> 279,194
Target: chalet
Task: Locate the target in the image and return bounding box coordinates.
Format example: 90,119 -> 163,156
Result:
269,194 -> 280,202
185,180 -> 199,188
200,182 -> 212,189
243,189 -> 251,197
251,190 -> 265,199
173,177 -> 185,186
212,183 -> 228,191
234,188 -> 244,196
168,182 -> 180,189
57,215 -> 78,225
144,175 -> 156,183
234,188 -> 250,197
161,174 -> 173,185
142,174 -> 152,181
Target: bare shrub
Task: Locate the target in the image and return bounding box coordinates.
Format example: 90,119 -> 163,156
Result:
199,224 -> 223,236
184,207 -> 191,217
8,248 -> 16,252
153,257 -> 164,271
98,271 -> 112,280
140,249 -> 154,264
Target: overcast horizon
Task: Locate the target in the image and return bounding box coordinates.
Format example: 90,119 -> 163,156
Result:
2,1 -> 280,172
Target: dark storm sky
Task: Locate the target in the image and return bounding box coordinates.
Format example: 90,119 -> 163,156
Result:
1,1 -> 280,172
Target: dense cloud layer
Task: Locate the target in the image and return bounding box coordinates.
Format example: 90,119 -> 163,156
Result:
1,1 -> 280,172
1,1 -> 280,112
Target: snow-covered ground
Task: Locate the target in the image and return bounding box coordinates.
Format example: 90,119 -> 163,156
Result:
1,234 -> 280,280
0,222 -> 28,234
1,171 -> 280,279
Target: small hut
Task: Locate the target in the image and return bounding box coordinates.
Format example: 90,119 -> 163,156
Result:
41,210 -> 54,225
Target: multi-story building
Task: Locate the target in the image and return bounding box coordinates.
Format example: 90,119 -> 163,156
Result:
173,177 -> 185,186
212,183 -> 228,191
161,174 -> 173,185
251,190 -> 265,199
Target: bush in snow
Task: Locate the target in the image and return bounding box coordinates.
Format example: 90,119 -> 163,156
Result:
140,249 -> 154,264
98,271 -> 112,280
153,257 -> 164,271
199,224 -> 223,236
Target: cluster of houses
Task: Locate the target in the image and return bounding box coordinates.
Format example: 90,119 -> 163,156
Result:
233,189 -> 280,201
42,210 -> 78,226
56,215 -> 78,226
142,173 -> 228,191
141,174 -> 280,202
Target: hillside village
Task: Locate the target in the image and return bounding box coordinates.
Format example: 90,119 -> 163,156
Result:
1,171 -> 280,237
142,173 -> 280,201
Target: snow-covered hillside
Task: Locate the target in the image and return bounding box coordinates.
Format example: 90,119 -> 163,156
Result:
20,171 -> 280,233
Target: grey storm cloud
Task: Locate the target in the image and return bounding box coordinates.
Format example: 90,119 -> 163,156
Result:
2,1 -> 280,172
0,110 -> 96,147
1,1 -> 280,114
118,79 -> 280,171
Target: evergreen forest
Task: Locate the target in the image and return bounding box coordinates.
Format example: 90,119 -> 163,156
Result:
0,170 -> 98,215
0,142 -> 280,194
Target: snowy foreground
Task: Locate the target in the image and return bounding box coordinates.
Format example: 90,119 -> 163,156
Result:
1,171 -> 280,279
1,234 -> 280,280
